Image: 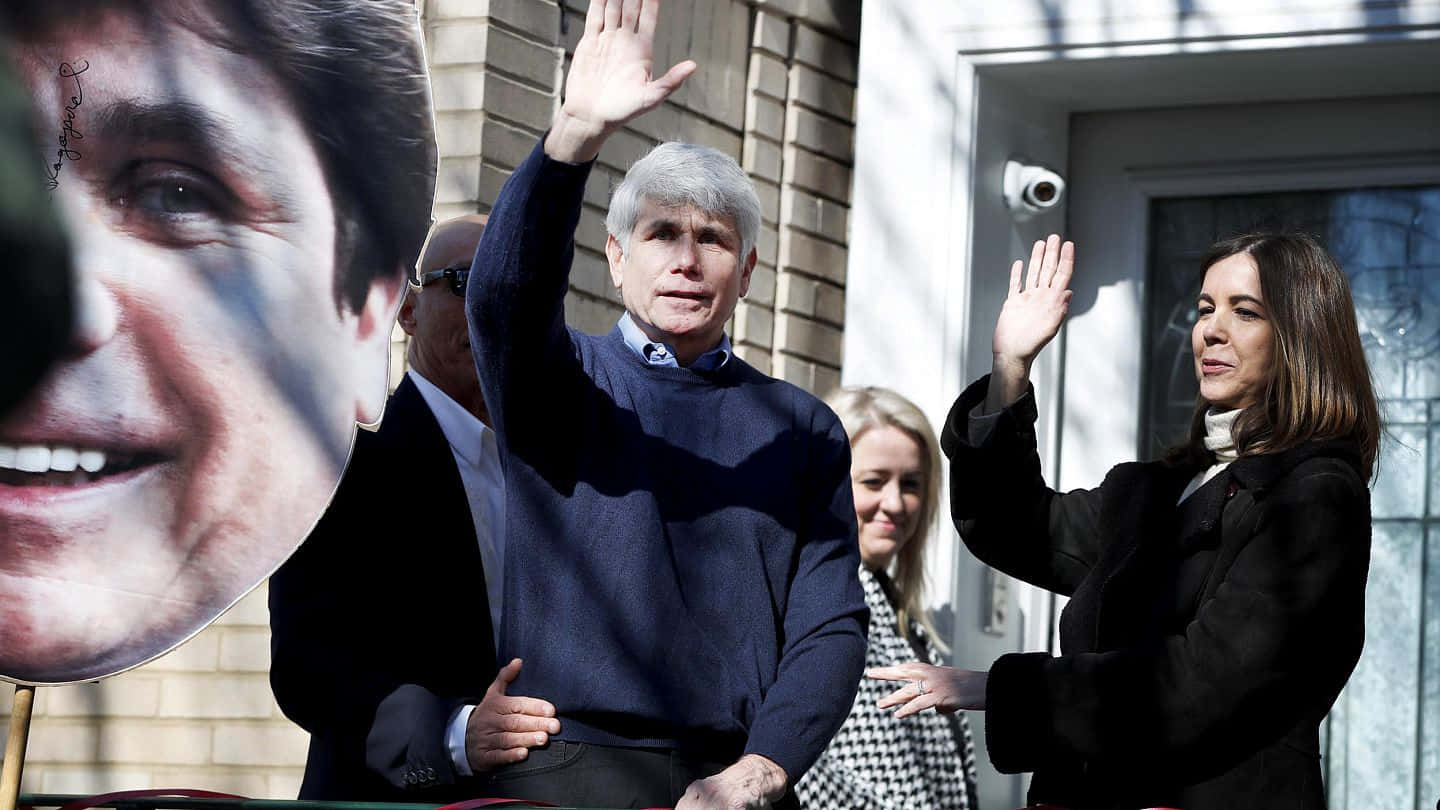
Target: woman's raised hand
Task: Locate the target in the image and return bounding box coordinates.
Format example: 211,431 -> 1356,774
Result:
545,0 -> 697,163
986,235 -> 1074,411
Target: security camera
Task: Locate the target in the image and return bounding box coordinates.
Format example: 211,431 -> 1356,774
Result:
1003,159 -> 1066,217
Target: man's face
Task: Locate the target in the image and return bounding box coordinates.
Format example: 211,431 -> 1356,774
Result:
0,7 -> 399,683
399,218 -> 486,421
606,199 -> 756,361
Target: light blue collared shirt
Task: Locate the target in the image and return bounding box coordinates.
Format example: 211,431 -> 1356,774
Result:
617,312 -> 732,371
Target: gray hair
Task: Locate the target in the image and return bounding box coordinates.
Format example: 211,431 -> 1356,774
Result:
605,141 -> 761,264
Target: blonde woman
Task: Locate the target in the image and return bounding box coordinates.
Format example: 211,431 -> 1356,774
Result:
797,387 -> 979,810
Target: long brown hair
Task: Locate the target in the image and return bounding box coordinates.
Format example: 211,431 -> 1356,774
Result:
825,386 -> 949,653
1174,232 -> 1381,479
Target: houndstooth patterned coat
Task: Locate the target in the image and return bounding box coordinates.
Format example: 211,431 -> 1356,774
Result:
796,567 -> 978,810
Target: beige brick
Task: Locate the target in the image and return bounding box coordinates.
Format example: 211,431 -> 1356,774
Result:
814,280 -> 847,325
752,10 -> 792,57
777,272 -> 818,317
12,765 -> 41,794
430,65 -> 488,112
774,312 -> 843,365
734,344 -> 773,375
483,72 -> 557,132
434,110 -> 486,157
575,207 -> 609,256
424,0 -> 486,18
781,187 -> 849,243
755,178 -> 781,225
218,629 -> 272,673
583,165 -> 619,210
216,585 -> 270,627
436,155 -> 481,204
777,273 -> 846,326
792,0 -> 862,42
621,99 -> 684,143
159,675 -> 278,720
783,146 -> 853,202
151,767 -> 272,797
559,5 -> 584,52
484,25 -> 561,87
754,0 -> 803,17
779,229 -> 847,284
692,121 -> 744,159
45,678 -> 161,718
747,53 -> 789,102
626,105 -> 743,158
268,769 -> 306,800
564,293 -> 625,337
482,0 -> 561,41
569,248 -> 617,302
142,630 -> 220,672
481,117 -> 544,169
598,127 -> 658,176
734,300 -> 775,350
785,106 -> 854,162
745,95 -> 785,143
788,63 -> 855,119
478,162 -> 514,209
41,767 -> 153,794
747,264 -> 777,309
757,225 -> 780,269
28,721 -> 212,765
426,19 -> 489,65
212,723 -> 310,767
793,25 -> 859,82
771,351 -> 840,395
813,361 -> 841,396
657,0 -> 749,131
432,200 -> 483,222
743,136 -> 783,183
772,352 -> 817,390
389,340 -> 409,392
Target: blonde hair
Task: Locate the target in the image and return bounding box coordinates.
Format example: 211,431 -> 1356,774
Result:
824,386 -> 948,654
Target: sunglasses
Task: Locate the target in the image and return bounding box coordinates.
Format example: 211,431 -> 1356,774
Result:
418,265 -> 470,297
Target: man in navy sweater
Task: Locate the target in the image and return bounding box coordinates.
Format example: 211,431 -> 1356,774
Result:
465,1 -> 868,807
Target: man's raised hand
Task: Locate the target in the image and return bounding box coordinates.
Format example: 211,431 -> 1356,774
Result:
545,0 -> 697,163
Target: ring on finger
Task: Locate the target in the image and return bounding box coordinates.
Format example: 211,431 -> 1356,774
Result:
915,679 -> 928,696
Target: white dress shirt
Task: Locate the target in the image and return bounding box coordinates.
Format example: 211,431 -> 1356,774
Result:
408,370 -> 506,777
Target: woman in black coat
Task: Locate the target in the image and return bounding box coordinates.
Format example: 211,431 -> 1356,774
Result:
871,232 -> 1380,810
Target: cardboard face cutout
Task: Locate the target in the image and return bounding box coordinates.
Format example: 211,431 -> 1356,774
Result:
0,0 -> 437,685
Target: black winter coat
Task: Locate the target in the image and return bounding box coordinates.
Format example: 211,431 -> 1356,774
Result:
942,377 -> 1371,810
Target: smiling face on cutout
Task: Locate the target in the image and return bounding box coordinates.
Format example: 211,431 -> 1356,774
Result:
0,4 -> 402,684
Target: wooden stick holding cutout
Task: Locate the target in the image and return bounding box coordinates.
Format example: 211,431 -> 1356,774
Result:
1,685 -> 36,810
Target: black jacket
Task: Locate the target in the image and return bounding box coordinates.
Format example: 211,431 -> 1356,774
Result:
269,376 -> 498,800
943,376 -> 1370,810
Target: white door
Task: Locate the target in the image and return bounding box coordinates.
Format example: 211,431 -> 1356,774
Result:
1066,93 -> 1440,809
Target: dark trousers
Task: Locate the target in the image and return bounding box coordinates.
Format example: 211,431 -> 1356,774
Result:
482,740 -> 800,809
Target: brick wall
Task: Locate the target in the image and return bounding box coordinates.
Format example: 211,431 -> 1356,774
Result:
3,0 -> 861,798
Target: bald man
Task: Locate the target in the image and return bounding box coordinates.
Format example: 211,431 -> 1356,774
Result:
269,216 -> 557,801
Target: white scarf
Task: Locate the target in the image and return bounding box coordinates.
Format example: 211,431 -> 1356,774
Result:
1178,408 -> 1240,503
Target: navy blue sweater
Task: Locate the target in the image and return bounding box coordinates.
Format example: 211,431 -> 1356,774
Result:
466,140 -> 868,781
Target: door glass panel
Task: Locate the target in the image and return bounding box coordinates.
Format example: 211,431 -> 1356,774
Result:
1144,185 -> 1440,809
